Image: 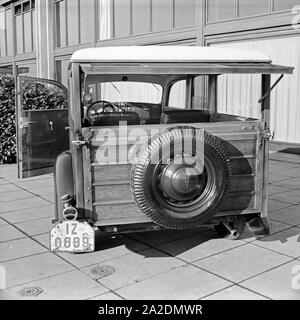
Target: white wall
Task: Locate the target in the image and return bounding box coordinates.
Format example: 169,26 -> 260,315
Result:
212,36 -> 300,144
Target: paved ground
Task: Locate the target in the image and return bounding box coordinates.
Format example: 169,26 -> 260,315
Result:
0,155 -> 299,300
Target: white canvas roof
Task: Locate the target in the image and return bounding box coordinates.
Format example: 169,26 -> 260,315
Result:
71,46 -> 272,64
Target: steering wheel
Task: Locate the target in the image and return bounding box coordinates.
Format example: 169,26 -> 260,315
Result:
86,100 -> 118,123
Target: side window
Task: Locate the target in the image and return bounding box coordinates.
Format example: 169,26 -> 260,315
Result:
217,74 -> 261,118
168,80 -> 186,109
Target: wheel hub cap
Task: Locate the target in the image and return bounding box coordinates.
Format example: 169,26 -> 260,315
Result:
160,155 -> 207,202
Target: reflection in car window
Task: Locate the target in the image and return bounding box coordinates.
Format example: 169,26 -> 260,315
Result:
22,80 -> 68,111
168,80 -> 186,109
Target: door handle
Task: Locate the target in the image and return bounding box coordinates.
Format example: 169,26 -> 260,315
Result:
49,121 -> 54,131
72,139 -> 86,147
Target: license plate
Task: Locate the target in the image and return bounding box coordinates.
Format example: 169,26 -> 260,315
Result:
50,220 -> 95,253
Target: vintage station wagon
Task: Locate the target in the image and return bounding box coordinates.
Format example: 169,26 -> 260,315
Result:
15,46 -> 293,252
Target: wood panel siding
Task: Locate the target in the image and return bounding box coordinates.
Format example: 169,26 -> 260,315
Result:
92,164 -> 132,183
67,0 -> 79,46
174,0 -> 195,27
230,157 -> 255,175
55,0 -> 67,47
23,10 -> 32,53
15,14 -> 23,54
132,0 -> 149,35
93,183 -> 133,202
274,0 -> 300,11
87,121 -> 261,225
207,0 -> 236,22
53,0 -> 196,49
152,0 -> 172,32
90,135 -> 258,165
207,0 -> 300,23
114,0 -> 131,38
205,0 -> 300,36
220,193 -> 255,212
238,0 -> 270,18
0,9 -> 6,57
94,203 -> 150,224
79,0 -> 95,44
5,8 -> 13,56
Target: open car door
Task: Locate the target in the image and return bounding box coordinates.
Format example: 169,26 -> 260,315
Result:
16,76 -> 69,178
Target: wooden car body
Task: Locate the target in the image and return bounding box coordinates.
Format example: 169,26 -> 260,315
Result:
16,46 -> 293,240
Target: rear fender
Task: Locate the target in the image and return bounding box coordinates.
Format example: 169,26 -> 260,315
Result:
54,151 -> 75,221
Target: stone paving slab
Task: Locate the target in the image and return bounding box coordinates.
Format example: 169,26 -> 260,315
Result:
0,270 -> 108,300
89,292 -> 123,300
156,230 -> 245,263
1,252 -> 75,288
0,205 -> 53,224
270,205 -> 300,226
0,217 -> 8,226
0,197 -> 51,214
0,189 -> 35,202
252,227 -> 300,258
0,224 -> 26,243
0,157 -> 299,300
240,220 -> 294,242
203,285 -> 268,300
193,244 -> 292,283
0,238 -> 47,263
268,185 -> 292,196
82,248 -> 185,291
241,260 -> 300,300
116,265 -> 232,300
268,199 -> 292,212
15,217 -> 54,237
269,189 -> 300,205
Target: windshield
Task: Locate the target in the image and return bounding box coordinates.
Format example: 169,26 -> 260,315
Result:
86,81 -> 163,104
81,79 -> 164,126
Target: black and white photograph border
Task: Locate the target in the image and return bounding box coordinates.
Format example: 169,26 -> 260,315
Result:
0,0 -> 299,305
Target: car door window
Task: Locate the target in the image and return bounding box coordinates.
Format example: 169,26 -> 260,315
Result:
168,80 -> 186,109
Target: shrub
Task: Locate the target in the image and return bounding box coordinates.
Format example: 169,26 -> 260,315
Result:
0,74 -> 16,164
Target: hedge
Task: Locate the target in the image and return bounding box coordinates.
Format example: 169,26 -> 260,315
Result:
0,75 -> 68,164
0,74 -> 16,164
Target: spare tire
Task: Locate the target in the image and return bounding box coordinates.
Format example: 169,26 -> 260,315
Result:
131,126 -> 231,229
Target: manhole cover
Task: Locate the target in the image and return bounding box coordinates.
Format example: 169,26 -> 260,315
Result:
19,287 -> 43,297
89,265 -> 115,280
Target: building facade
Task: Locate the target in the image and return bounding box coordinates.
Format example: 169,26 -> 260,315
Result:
0,0 -> 300,143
